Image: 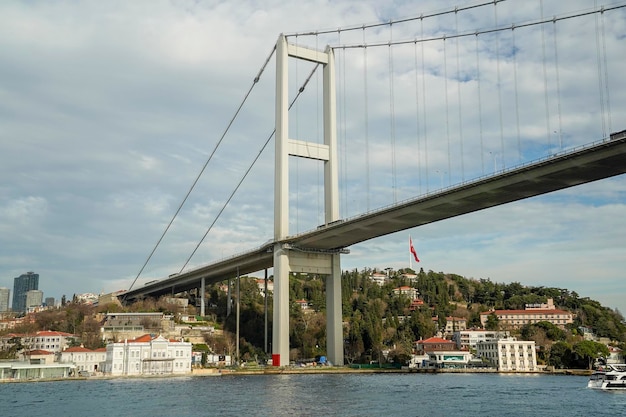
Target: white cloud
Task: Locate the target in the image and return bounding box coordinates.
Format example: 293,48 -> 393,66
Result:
0,0 -> 624,314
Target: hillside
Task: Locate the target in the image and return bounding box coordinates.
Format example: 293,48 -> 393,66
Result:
2,267 -> 624,369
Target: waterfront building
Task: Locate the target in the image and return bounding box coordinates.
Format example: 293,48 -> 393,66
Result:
476,338 -> 537,371
0,361 -> 74,380
59,346 -> 107,374
195,352 -> 232,367
407,354 -> 430,369
12,271 -> 39,313
452,330 -> 510,350
104,334 -> 192,376
426,350 -> 473,368
0,287 -> 9,312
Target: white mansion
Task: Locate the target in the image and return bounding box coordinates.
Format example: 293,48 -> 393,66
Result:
104,334 -> 192,376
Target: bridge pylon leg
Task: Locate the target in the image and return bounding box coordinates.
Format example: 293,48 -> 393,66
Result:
272,244 -> 291,366
326,253 -> 343,366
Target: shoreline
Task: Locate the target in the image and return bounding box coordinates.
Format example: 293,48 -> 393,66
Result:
0,366 -> 591,383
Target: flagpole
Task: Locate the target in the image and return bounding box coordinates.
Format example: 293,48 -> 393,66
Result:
409,234 -> 413,270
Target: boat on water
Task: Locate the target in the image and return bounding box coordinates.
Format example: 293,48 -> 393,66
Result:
588,364 -> 626,390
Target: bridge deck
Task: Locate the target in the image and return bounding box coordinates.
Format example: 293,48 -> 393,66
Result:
123,133 -> 626,302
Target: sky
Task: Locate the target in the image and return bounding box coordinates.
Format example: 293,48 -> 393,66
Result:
1,0 -> 625,314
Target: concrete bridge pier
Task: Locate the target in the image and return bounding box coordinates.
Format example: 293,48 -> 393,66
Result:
325,253 -> 343,366
272,244 -> 290,367
200,276 -> 205,317
272,245 -> 344,367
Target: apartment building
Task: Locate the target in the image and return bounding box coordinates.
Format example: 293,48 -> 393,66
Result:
476,338 -> 538,371
452,330 -> 510,350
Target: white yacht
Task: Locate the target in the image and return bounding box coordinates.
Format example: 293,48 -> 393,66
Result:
588,364 -> 626,390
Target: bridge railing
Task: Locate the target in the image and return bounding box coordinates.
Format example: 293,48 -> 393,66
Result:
288,133 -> 616,240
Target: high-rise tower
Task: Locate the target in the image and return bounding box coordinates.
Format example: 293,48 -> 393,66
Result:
0,287 -> 10,312
12,271 -> 39,313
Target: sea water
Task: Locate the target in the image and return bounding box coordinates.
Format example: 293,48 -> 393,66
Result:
2,373 -> 625,417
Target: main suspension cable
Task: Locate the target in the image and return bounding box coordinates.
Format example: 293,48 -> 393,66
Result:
285,0 -> 506,38
334,5 -> 626,50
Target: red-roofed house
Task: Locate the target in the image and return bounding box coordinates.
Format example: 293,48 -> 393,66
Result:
415,337 -> 457,354
21,349 -> 55,365
104,334 -> 192,376
59,346 -> 107,375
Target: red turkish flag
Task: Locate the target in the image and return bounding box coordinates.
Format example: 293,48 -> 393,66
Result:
410,237 -> 420,262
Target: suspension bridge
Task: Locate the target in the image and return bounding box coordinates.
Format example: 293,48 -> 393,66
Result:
122,1 -> 626,367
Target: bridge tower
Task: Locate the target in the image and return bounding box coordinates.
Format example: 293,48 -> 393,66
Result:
273,35 -> 343,366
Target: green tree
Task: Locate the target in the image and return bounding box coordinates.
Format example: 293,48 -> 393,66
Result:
548,341 -> 572,368
574,340 -> 609,369
0,336 -> 24,359
484,313 -> 499,330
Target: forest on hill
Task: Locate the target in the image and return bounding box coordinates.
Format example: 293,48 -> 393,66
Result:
214,267 -> 626,367
2,267 -> 624,368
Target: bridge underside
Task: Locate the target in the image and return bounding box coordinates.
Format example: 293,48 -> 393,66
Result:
291,134 -> 626,250
123,133 -> 626,303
